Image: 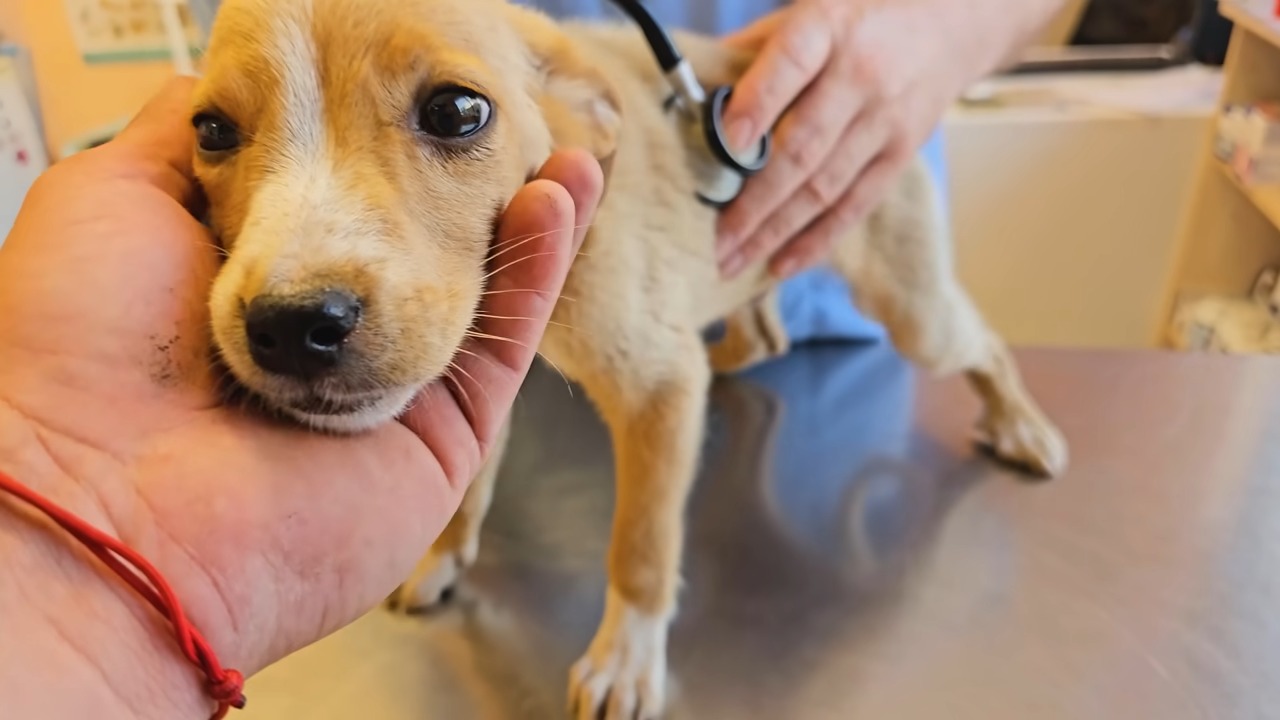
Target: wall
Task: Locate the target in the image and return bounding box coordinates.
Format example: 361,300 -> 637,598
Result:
11,0 -> 173,156
0,3 -> 26,43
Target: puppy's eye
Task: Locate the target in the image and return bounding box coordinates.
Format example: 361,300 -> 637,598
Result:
193,113 -> 241,153
417,89 -> 491,139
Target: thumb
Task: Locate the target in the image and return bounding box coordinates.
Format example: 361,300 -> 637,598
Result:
721,10 -> 784,51
399,149 -> 603,478
101,76 -> 201,208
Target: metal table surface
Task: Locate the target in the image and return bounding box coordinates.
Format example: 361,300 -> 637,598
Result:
238,343 -> 1280,720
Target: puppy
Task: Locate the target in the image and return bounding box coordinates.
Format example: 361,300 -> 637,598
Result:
192,1 -> 1067,717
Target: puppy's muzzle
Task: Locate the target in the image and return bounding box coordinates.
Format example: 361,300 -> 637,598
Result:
244,289 -> 362,379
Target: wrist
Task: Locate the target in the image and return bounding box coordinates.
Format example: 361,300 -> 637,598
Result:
0,402 -> 213,720
926,0 -> 1067,84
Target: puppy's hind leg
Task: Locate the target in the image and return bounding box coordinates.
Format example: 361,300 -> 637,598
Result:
390,417 -> 511,612
707,288 -> 791,375
833,160 -> 1067,477
569,335 -> 710,720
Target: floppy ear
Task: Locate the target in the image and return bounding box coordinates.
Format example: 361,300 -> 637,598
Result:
505,6 -> 623,174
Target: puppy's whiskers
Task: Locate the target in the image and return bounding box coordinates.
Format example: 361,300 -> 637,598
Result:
487,226 -> 577,262
480,251 -> 561,282
481,288 -> 578,303
465,329 -> 573,397
442,367 -> 479,422
466,330 -> 529,350
486,227 -> 554,254
403,388 -> 432,418
193,240 -> 231,258
452,362 -> 492,407
474,312 -> 579,333
453,345 -> 499,372
485,223 -> 593,262
540,354 -> 575,397
444,361 -> 495,427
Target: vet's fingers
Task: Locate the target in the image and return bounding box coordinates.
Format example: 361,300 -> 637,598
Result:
767,227 -> 836,282
108,76 -> 201,208
721,5 -> 832,154
717,71 -> 865,271
769,151 -> 903,279
730,108 -> 891,277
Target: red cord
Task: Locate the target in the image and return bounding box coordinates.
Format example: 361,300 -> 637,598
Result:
0,469 -> 246,719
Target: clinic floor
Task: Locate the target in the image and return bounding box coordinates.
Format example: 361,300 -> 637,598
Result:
238,341 -> 1280,720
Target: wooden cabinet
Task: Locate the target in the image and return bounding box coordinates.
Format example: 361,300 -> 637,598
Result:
1164,0 -> 1280,346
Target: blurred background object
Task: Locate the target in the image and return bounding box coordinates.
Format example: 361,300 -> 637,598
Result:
0,40 -> 48,244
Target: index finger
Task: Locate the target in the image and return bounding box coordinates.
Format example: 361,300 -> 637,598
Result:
721,5 -> 833,153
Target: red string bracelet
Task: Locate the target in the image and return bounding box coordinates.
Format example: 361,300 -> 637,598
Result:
0,468 -> 246,719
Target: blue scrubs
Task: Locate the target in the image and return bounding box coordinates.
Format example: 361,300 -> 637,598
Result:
515,0 -> 950,346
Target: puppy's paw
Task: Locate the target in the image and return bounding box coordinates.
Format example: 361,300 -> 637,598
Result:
569,588 -> 669,720
975,406 -> 1069,479
387,547 -> 470,614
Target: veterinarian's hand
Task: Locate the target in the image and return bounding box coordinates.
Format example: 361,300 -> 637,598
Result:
714,0 -> 967,279
0,77 -> 602,720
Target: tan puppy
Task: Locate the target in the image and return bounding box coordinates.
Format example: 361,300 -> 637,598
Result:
193,0 -> 1067,717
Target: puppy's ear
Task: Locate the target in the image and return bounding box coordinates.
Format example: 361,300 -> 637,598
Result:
506,6 -> 622,173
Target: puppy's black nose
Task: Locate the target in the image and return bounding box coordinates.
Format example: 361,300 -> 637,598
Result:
244,290 -> 362,378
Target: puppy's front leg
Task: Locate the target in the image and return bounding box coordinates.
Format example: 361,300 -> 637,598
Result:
571,343 -> 710,720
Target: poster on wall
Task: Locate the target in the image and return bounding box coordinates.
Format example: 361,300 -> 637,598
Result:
62,0 -> 202,64
0,45 -> 48,248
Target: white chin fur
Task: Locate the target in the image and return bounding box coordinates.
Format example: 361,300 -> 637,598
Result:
282,386 -> 419,434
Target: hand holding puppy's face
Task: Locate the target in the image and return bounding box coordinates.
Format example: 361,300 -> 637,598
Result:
195,0 -> 618,431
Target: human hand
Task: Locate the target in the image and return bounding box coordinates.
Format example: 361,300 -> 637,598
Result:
715,0 -> 966,279
0,77 -> 602,719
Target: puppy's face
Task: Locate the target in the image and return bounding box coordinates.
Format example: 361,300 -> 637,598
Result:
195,0 -> 617,431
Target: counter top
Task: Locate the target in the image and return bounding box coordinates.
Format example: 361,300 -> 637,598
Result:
240,344 -> 1280,720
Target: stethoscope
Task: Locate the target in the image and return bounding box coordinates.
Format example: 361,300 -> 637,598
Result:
609,0 -> 773,208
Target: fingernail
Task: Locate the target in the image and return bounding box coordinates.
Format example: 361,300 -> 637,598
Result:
727,118 -> 755,153
721,252 -> 746,278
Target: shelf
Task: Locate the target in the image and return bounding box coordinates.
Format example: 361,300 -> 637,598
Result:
1216,160 -> 1280,233
1166,291 -> 1280,353
1221,0 -> 1280,52
1162,0 -> 1280,349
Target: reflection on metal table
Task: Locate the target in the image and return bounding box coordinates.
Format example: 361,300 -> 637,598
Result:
239,342 -> 1280,720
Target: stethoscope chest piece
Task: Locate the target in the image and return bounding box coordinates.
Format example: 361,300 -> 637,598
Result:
606,0 -> 771,209
704,85 -> 771,175
696,85 -> 772,208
